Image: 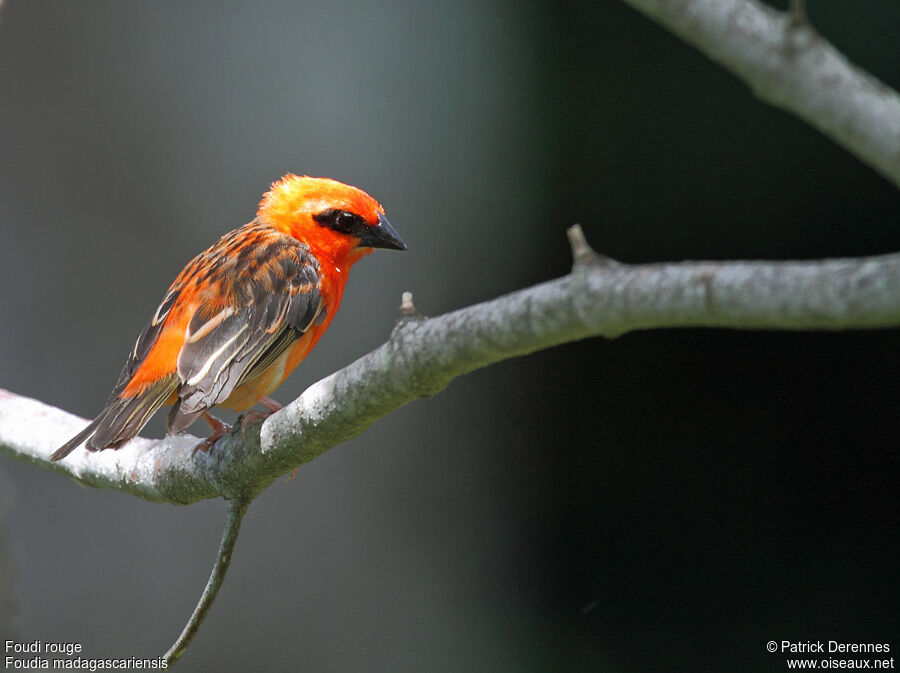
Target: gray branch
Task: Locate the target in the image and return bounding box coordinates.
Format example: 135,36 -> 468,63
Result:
3,228 -> 900,507
163,498 -> 249,666
619,0 -> 900,188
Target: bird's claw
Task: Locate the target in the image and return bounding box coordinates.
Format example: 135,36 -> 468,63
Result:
192,436 -> 216,456
240,411 -> 269,432
240,398 -> 283,431
192,413 -> 232,455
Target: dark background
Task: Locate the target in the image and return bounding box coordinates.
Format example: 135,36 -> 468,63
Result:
1,1 -> 898,671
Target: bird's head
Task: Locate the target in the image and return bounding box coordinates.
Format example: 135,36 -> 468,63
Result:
257,174 -> 406,266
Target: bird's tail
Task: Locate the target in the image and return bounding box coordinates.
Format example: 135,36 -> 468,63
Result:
49,375 -> 177,462
50,417 -> 102,462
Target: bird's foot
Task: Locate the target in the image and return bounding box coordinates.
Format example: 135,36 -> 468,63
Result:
240,410 -> 270,432
259,396 -> 283,412
192,413 -> 232,455
240,397 -> 283,431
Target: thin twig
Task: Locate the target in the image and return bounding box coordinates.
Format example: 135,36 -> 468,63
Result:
789,0 -> 806,25
163,498 -> 250,666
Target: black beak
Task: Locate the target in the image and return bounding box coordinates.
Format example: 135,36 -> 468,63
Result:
359,212 -> 407,251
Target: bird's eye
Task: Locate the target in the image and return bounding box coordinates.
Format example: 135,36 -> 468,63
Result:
313,209 -> 365,235
335,212 -> 357,232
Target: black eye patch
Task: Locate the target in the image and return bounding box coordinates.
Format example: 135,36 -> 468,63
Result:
313,209 -> 369,236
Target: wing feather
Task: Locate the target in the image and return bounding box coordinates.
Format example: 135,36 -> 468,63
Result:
167,239 -> 321,432
50,222 -> 322,461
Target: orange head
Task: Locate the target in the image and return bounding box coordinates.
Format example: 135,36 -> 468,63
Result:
257,174 -> 406,265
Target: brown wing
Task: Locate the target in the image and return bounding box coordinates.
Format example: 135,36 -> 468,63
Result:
50,223 -> 321,461
166,236 -> 321,433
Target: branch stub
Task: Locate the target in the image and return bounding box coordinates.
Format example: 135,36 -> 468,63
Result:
567,225 -> 620,269
399,291 -> 417,316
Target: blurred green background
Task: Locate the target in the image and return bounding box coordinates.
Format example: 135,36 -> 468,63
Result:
0,1 -> 898,671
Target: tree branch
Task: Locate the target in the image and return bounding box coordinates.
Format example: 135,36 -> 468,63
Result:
4,228 -> 900,664
619,0 -> 900,188
163,498 -> 249,666
3,227 -> 900,507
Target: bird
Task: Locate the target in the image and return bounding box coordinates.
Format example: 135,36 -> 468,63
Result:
50,175 -> 406,462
